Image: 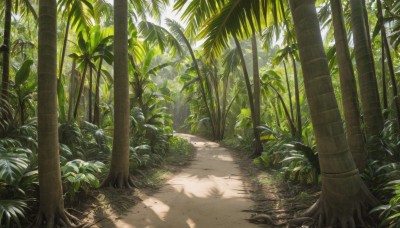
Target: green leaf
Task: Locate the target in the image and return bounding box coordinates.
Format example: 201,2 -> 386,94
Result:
15,60 -> 34,87
0,152 -> 29,185
0,199 -> 28,228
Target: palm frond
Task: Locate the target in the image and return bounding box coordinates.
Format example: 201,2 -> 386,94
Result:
0,199 -> 28,228
200,0 -> 284,60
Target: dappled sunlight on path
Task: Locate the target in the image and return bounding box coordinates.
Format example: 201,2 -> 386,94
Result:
107,134 -> 258,228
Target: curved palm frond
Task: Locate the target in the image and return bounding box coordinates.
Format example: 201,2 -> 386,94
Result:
16,0 -> 38,20
57,0 -> 95,32
174,0 -> 224,39
138,21 -> 184,56
0,199 -> 28,228
200,0 -> 284,60
93,0 -> 113,23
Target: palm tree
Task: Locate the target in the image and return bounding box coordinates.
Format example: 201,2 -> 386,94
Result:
1,0 -> 37,100
1,0 -> 12,100
69,25 -> 113,121
376,0 -> 400,126
350,0 -> 384,137
36,0 -> 78,226
272,45 -> 302,140
330,0 -> 366,170
233,36 -> 263,157
57,0 -> 96,121
289,0 -> 377,225
166,19 -> 218,139
251,34 -> 263,157
102,0 -> 133,188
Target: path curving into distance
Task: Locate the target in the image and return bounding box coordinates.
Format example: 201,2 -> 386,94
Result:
108,134 -> 258,228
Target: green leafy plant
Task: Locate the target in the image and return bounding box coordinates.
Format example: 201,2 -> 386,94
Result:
166,136 -> 194,165
0,199 -> 28,228
61,159 -> 105,200
371,180 -> 400,227
0,137 -> 36,228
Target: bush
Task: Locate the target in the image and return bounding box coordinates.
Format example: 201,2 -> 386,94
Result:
61,159 -> 105,201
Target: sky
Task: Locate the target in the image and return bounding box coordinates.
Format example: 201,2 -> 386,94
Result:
104,0 -> 184,26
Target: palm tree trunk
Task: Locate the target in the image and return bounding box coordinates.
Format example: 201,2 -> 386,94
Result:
67,59 -> 77,122
220,72 -> 229,139
94,57 -> 104,126
56,14 -> 71,122
251,34 -> 263,157
289,0 -> 378,225
290,52 -> 302,140
204,67 -> 218,139
272,102 -> 281,128
185,38 -> 217,139
381,39 -> 388,119
377,0 -> 400,126
269,84 -> 296,135
88,66 -> 93,123
331,0 -> 366,170
1,0 -> 11,100
350,0 -> 384,136
234,36 -> 261,157
102,0 -> 133,188
36,0 -> 78,226
73,62 -> 88,120
283,60 -> 294,122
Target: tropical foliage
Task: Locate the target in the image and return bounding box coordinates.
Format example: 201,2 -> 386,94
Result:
1,0 -> 400,226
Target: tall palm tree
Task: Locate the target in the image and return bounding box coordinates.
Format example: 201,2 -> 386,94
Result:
233,36 -> 263,157
289,0 -> 377,225
1,0 -> 37,100
251,34 -> 263,157
166,19 -> 218,139
350,0 -> 384,137
330,0 -> 366,170
102,0 -> 133,188
376,0 -> 400,125
36,0 -> 78,226
57,0 -> 96,121
1,0 -> 12,100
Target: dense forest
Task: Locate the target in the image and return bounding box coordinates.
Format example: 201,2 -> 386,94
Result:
1,0 -> 400,227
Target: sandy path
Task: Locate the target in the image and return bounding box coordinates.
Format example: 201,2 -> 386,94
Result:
109,134 -> 257,228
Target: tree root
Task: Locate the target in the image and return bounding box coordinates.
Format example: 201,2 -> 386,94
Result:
289,170 -> 379,227
247,213 -> 275,224
33,208 -> 83,228
101,172 -> 135,189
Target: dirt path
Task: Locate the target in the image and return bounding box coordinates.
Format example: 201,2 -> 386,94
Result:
104,134 -> 258,227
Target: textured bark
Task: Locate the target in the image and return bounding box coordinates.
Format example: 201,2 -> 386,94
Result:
88,66 -> 93,123
283,61 -> 294,124
290,52 -> 302,140
94,57 -> 103,126
331,0 -> 366,170
350,0 -> 384,136
289,0 -> 378,226
36,0 -> 77,226
67,59 -> 77,121
251,34 -> 263,157
102,0 -> 132,188
1,0 -> 11,100
73,62 -> 88,120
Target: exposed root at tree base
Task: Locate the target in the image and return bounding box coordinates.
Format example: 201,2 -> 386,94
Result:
34,209 -> 82,228
289,171 -> 380,227
101,173 -> 135,189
